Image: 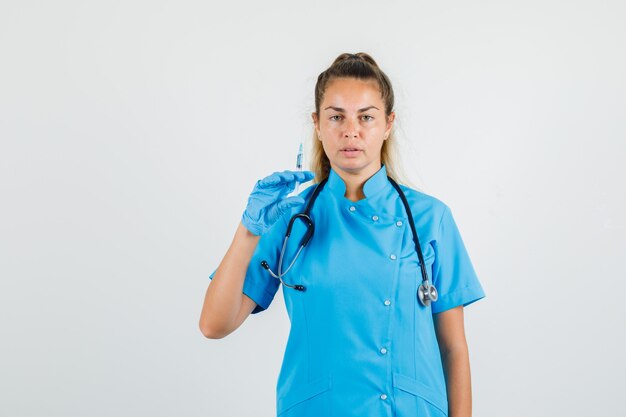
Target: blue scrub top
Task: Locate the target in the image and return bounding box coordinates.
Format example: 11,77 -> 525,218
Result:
209,164 -> 486,417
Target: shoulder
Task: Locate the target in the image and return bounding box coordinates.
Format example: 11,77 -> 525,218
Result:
396,183 -> 449,226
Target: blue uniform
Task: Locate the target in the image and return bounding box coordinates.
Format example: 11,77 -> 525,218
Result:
209,164 -> 486,417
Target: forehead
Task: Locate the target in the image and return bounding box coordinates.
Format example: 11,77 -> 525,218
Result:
322,78 -> 382,108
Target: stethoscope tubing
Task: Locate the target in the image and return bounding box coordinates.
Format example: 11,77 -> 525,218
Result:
261,176 -> 438,305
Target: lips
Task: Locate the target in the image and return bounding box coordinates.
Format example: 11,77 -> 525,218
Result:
340,148 -> 362,158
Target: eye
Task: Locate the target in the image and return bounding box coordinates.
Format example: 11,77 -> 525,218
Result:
330,115 -> 342,121
362,115 -> 374,121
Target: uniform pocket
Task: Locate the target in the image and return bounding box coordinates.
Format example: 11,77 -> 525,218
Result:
418,244 -> 435,267
392,373 -> 448,417
277,375 -> 332,417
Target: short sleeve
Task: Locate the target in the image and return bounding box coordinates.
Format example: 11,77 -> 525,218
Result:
208,215 -> 287,315
430,205 -> 486,314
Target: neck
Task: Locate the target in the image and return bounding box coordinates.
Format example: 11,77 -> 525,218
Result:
333,162 -> 382,202
344,179 -> 365,202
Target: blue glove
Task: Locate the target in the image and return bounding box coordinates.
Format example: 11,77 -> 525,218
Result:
241,170 -> 315,236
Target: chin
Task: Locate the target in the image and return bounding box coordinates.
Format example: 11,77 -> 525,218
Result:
332,161 -> 370,173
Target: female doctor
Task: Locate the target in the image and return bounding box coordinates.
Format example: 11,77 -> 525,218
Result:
199,52 -> 486,417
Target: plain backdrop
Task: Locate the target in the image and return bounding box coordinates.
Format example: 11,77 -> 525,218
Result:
1,1 -> 625,416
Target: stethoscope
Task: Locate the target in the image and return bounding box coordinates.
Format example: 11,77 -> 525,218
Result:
261,176 -> 438,307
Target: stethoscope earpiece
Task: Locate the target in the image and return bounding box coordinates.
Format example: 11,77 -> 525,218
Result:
261,259 -> 307,291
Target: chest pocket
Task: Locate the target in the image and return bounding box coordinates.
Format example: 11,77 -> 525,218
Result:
417,243 -> 435,269
403,241 -> 436,282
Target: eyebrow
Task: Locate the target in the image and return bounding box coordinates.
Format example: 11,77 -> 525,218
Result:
323,106 -> 379,112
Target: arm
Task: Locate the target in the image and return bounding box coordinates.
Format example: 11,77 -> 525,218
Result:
198,222 -> 261,339
199,170 -> 315,339
433,306 -> 472,417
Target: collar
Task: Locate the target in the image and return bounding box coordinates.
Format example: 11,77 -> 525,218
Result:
326,164 -> 389,200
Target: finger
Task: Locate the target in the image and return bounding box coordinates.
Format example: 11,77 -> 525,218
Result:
257,171 -> 283,187
276,170 -> 315,185
292,170 -> 315,183
258,170 -> 314,188
275,196 -> 306,214
276,171 -> 315,196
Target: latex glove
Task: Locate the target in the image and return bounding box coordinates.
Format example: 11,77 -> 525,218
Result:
241,170 -> 315,236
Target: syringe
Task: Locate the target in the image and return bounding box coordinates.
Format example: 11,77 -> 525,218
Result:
294,142 -> 303,194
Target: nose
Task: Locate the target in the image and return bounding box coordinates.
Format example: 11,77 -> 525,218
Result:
344,118 -> 358,138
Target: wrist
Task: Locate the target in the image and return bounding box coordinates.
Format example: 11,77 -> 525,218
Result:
241,211 -> 264,236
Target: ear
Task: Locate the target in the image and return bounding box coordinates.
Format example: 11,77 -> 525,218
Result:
311,112 -> 321,139
385,112 -> 396,138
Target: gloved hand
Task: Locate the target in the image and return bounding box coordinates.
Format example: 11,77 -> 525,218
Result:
241,170 -> 315,236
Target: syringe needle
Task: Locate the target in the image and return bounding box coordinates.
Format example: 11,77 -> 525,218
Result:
294,142 -> 303,194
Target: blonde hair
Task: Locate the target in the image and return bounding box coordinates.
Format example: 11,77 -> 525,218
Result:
310,52 -> 413,188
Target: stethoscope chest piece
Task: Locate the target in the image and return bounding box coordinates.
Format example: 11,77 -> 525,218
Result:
417,281 -> 438,307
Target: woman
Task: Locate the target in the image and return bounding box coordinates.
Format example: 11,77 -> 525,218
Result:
199,52 -> 486,417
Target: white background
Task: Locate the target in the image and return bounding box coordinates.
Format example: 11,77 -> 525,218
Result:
1,1 -> 625,416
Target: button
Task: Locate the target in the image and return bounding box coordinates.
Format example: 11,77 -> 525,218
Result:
380,394 -> 388,400
384,299 -> 391,306
380,347 -> 388,355
389,254 -> 397,260
372,215 -> 379,221
349,206 -> 356,212
396,221 -> 403,227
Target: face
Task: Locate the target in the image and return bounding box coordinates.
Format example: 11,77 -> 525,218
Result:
312,77 -> 395,177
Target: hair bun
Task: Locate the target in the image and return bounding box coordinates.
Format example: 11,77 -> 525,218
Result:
339,52 -> 379,68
